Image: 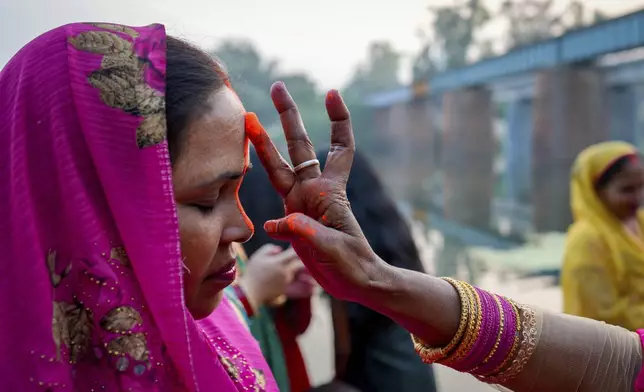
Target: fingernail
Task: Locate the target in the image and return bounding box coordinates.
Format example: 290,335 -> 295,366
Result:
325,89 -> 340,104
264,220 -> 277,233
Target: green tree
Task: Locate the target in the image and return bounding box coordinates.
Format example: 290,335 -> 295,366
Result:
500,0 -> 608,49
212,39 -> 278,125
344,41 -> 402,100
341,41 -> 403,156
212,39 -> 330,149
413,0 -> 491,79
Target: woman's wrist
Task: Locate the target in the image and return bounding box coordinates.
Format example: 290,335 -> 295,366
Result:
358,260 -> 461,348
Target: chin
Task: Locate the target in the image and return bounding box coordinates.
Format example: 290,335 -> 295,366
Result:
187,290 -> 225,320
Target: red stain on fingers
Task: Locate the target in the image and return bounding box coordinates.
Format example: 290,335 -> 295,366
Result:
245,112 -> 263,139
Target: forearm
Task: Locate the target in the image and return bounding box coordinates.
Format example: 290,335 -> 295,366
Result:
362,264 -> 642,392
362,263 -> 461,348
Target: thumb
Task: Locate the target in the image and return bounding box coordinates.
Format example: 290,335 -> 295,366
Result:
264,213 -> 335,252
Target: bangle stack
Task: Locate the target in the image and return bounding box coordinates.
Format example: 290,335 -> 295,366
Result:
411,277 -> 537,384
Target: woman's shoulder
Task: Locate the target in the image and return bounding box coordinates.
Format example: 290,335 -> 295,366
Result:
563,221 -> 609,268
566,220 -> 605,245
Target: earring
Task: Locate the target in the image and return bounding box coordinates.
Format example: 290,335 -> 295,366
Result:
182,260 -> 191,275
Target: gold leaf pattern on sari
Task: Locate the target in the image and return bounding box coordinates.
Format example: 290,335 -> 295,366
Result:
253,369 -> 266,390
89,23 -> 140,38
68,31 -> 133,55
101,52 -> 139,71
110,247 -> 131,267
100,306 -> 143,333
47,250 -> 61,287
220,356 -> 240,380
52,301 -> 93,363
68,28 -> 166,148
106,333 -> 149,361
47,250 -> 72,288
137,113 -> 166,148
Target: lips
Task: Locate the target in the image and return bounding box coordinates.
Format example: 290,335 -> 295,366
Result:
204,260 -> 237,283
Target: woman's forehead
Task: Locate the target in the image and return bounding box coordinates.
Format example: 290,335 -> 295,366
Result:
173,89 -> 247,185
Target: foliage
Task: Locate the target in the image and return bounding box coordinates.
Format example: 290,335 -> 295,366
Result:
212,40 -> 330,149
500,0 -> 610,49
343,42 -> 402,100
413,0 -> 492,80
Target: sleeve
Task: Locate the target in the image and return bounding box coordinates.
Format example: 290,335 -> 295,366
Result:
274,298 -> 313,338
561,232 -> 630,327
503,310 -> 642,392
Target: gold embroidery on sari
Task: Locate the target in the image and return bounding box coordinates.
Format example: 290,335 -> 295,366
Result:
100,306 -> 143,333
89,23 -> 140,38
48,250 -> 93,362
68,29 -> 166,148
47,250 -> 72,288
52,301 -> 94,363
106,333 -> 149,361
253,369 -> 267,390
110,247 -> 131,267
220,356 -> 241,379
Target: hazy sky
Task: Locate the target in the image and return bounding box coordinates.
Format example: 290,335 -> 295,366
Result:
1,0 -> 643,89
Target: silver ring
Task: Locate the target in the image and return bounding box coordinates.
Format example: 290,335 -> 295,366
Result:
293,159 -> 320,173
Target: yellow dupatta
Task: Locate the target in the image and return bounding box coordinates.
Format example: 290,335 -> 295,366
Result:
562,141 -> 644,330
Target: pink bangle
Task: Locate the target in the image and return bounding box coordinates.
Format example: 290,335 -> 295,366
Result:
475,295 -> 519,376
460,288 -> 501,372
452,288 -> 497,371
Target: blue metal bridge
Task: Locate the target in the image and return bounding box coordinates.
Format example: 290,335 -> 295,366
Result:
366,8 -> 644,263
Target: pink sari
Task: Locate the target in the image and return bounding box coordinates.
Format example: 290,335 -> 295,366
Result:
0,23 -> 276,391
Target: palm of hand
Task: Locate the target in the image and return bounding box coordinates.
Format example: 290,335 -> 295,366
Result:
246,83 -> 377,302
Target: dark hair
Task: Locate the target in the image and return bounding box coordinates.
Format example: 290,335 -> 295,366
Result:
595,154 -> 637,189
165,36 -> 228,162
318,150 -> 425,274
238,149 -> 291,254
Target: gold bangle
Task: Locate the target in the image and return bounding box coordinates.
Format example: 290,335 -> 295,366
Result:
441,281 -> 482,366
411,277 -> 470,363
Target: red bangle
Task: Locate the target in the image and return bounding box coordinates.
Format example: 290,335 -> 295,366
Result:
233,285 -> 255,318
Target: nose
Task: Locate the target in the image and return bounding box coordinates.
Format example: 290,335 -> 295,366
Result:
221,197 -> 254,244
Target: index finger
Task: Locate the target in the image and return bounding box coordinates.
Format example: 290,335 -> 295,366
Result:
245,112 -> 295,197
322,90 -> 355,183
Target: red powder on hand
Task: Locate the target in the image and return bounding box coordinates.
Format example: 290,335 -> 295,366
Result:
245,112 -> 264,139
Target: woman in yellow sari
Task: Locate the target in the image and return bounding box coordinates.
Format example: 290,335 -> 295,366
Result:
562,141 -> 644,330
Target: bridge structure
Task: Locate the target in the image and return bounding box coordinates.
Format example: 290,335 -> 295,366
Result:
366,9 -> 644,242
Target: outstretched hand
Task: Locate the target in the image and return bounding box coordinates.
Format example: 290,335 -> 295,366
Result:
245,82 -> 387,303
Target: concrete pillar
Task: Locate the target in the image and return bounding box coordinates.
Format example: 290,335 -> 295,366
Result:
442,87 -> 494,230
608,85 -> 636,143
532,66 -> 608,232
405,99 -> 435,213
505,99 -> 533,204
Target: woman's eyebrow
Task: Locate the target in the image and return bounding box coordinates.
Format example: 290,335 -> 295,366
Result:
192,164 -> 252,190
